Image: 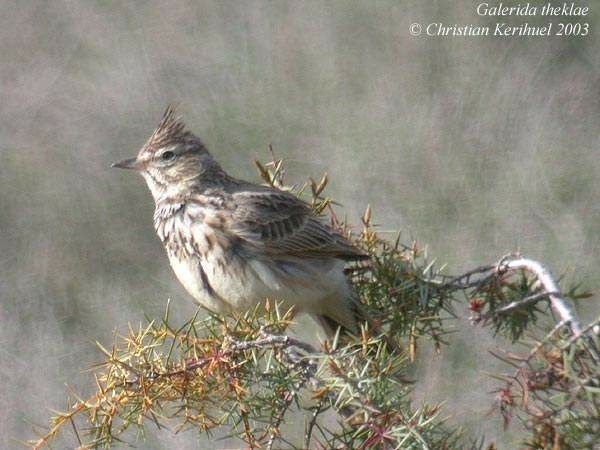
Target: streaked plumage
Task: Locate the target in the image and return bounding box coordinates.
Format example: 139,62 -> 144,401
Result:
113,106 -> 368,336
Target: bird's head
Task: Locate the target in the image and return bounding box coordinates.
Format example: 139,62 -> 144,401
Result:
112,106 -> 221,201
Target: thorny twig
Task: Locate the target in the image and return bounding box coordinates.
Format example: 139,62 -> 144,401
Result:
499,258 -> 583,336
441,254 -> 585,339
304,398 -> 325,448
265,391 -> 294,450
473,291 -> 556,325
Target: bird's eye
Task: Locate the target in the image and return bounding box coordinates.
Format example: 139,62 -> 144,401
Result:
161,151 -> 176,161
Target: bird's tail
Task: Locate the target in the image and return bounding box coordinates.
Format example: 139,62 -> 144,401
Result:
312,293 -> 401,354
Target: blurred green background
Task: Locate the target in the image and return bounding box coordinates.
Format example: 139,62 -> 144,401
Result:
1,1 -> 598,448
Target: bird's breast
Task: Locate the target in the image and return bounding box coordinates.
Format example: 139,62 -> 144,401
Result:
166,252 -> 231,314
154,201 -> 350,317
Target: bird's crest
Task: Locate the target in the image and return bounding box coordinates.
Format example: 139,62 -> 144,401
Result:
145,105 -> 188,150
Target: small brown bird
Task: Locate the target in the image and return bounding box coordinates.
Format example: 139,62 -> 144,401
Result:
112,106 -> 369,337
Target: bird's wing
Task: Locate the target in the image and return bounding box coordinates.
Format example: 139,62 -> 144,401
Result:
229,188 -> 367,261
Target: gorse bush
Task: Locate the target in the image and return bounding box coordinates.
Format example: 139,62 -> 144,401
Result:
29,154 -> 600,449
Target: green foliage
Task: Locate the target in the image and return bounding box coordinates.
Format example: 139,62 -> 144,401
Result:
28,302 -> 465,449
469,269 -> 543,342
29,156 -> 600,449
354,235 -> 454,359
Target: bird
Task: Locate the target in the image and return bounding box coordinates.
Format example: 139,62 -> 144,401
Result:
112,106 -> 369,339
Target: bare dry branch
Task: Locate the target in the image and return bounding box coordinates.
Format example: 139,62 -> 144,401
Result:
499,258 -> 583,336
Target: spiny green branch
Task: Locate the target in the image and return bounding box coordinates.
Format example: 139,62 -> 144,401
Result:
27,152 -> 599,450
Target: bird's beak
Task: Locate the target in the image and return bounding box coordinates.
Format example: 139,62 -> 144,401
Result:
111,157 -> 141,170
